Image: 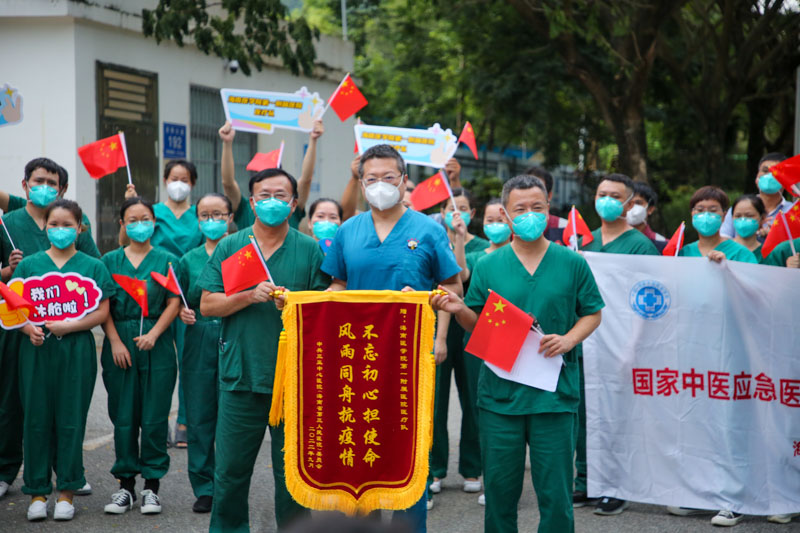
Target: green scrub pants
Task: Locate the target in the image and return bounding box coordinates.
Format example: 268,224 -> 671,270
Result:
0,331 -> 23,485
210,390 -> 309,533
431,324 -> 482,480
18,332 -> 96,495
573,357 -> 587,493
101,318 -> 177,480
175,320 -> 187,426
183,318 -> 220,498
479,409 -> 574,533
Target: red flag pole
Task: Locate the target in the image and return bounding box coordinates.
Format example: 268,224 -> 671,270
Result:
248,235 -> 274,282
168,263 -> 189,308
321,72 -> 350,119
0,215 -> 17,250
276,141 -> 285,168
139,309 -> 144,338
570,206 -> 578,251
441,169 -> 459,213
119,131 -> 133,186
675,222 -> 684,257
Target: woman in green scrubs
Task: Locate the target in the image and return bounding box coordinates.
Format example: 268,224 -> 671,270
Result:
17,199 -> 113,522
177,192 -> 232,514
101,197 -> 181,516
730,195 -> 766,261
678,186 -> 757,263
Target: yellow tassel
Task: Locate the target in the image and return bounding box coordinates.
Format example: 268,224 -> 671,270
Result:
269,329 -> 288,426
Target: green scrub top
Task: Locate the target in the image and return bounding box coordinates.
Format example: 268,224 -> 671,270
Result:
178,244 -> 216,322
232,192 -> 304,231
0,208 -> 100,267
152,202 -> 204,258
465,236 -> 490,255
197,226 -> 329,394
761,237 -> 800,267
465,250 -> 487,275
15,250 -> 115,307
464,243 -> 605,415
581,228 -> 659,255
678,239 -> 757,263
7,194 -> 27,212
102,246 -> 180,321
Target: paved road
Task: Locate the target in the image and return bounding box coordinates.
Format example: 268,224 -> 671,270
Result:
0,334 -> 792,532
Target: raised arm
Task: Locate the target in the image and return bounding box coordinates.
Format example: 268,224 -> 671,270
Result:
297,119 -> 324,211
340,155 -> 362,221
219,121 -> 241,213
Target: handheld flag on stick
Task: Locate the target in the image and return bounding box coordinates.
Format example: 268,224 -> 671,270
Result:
112,274 -> 147,336
78,132 -> 131,183
246,141 -> 285,172
248,235 -> 273,281
662,221 -> 685,257
762,205 -> 800,258
769,155 -> 800,197
0,213 -> 16,250
0,281 -> 34,312
151,263 -> 188,308
457,121 -> 479,160
325,73 -> 368,121
465,290 -> 534,372
410,170 -> 452,211
563,206 -> 593,250
221,239 -> 271,296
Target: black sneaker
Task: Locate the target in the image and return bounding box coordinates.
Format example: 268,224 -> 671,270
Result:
573,491 -> 600,508
594,497 -> 629,515
193,495 -> 213,513
104,489 -> 134,514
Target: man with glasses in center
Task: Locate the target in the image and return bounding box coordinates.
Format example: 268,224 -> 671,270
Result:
322,144 -> 463,532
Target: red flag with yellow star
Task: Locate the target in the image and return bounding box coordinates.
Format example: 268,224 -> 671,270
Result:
761,202 -> 800,258
221,242 -> 270,296
458,121 -> 479,159
409,170 -> 451,211
112,274 -> 148,317
465,290 -> 534,372
327,74 -> 368,121
78,133 -> 128,179
769,155 -> 800,197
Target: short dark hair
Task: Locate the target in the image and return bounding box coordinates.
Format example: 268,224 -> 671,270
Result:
758,153 -> 787,167
197,192 -> 233,215
732,194 -> 766,218
120,196 -> 155,220
524,166 -> 554,194
44,198 -> 83,226
440,187 -> 473,210
164,159 -> 198,185
633,181 -> 658,207
599,173 -> 634,194
501,174 -> 548,206
25,157 -> 67,188
690,185 -> 730,212
248,168 -> 298,197
308,198 -> 343,219
486,198 -> 502,207
358,145 -> 406,178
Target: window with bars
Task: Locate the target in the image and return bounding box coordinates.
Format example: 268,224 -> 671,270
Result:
189,85 -> 257,202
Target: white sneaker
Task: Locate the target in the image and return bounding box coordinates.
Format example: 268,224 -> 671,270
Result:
463,480 -> 482,493
429,479 -> 442,494
140,489 -> 162,514
0,481 -> 9,498
54,500 -> 75,521
104,488 -> 134,514
27,498 -> 48,521
426,498 -> 434,511
478,493 -> 485,506
74,481 -> 92,496
711,510 -> 744,526
768,513 -> 799,524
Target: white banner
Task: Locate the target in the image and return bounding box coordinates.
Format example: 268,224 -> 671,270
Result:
583,252 -> 800,516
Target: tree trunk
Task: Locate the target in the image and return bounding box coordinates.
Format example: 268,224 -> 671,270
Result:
745,99 -> 768,193
612,103 -> 649,182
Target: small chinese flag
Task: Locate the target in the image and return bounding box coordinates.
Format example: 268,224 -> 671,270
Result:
465,291 -> 534,372
246,141 -> 284,172
78,133 -> 128,179
0,281 -> 33,312
770,155 -> 800,197
458,121 -> 479,160
662,221 -> 685,257
327,74 -> 368,121
151,269 -> 181,296
410,170 -> 451,211
563,206 -> 593,250
112,274 -> 148,317
761,204 -> 800,257
221,242 -> 269,296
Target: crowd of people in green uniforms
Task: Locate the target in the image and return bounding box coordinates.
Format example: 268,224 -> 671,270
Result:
0,134 -> 797,533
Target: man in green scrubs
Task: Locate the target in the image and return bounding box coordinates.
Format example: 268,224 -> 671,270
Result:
578,173 -> 658,515
431,174 -> 604,533
0,158 -> 100,499
199,168 -> 329,532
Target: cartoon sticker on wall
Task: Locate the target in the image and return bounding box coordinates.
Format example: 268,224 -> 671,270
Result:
0,84 -> 23,127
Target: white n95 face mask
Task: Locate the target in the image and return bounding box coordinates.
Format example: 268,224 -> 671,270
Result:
166,181 -> 191,202
364,181 -> 401,211
626,204 -> 647,226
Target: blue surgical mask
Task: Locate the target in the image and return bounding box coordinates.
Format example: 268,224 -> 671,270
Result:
47,227 -> 77,249
312,221 -> 339,240
29,185 -> 58,208
692,212 -> 723,237
595,196 -> 626,222
733,217 -> 760,238
255,198 -> 291,227
511,212 -> 547,242
757,173 -> 782,194
483,223 -> 511,244
200,219 -> 228,241
445,211 -> 471,231
126,221 -> 155,243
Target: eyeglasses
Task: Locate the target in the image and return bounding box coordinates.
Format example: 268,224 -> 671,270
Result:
362,174 -> 402,186
253,192 -> 292,202
198,212 -> 231,221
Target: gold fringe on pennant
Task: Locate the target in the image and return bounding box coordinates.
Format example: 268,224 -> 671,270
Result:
276,290 -> 437,514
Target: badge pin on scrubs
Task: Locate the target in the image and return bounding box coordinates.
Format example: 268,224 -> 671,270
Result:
407,239 -> 419,250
